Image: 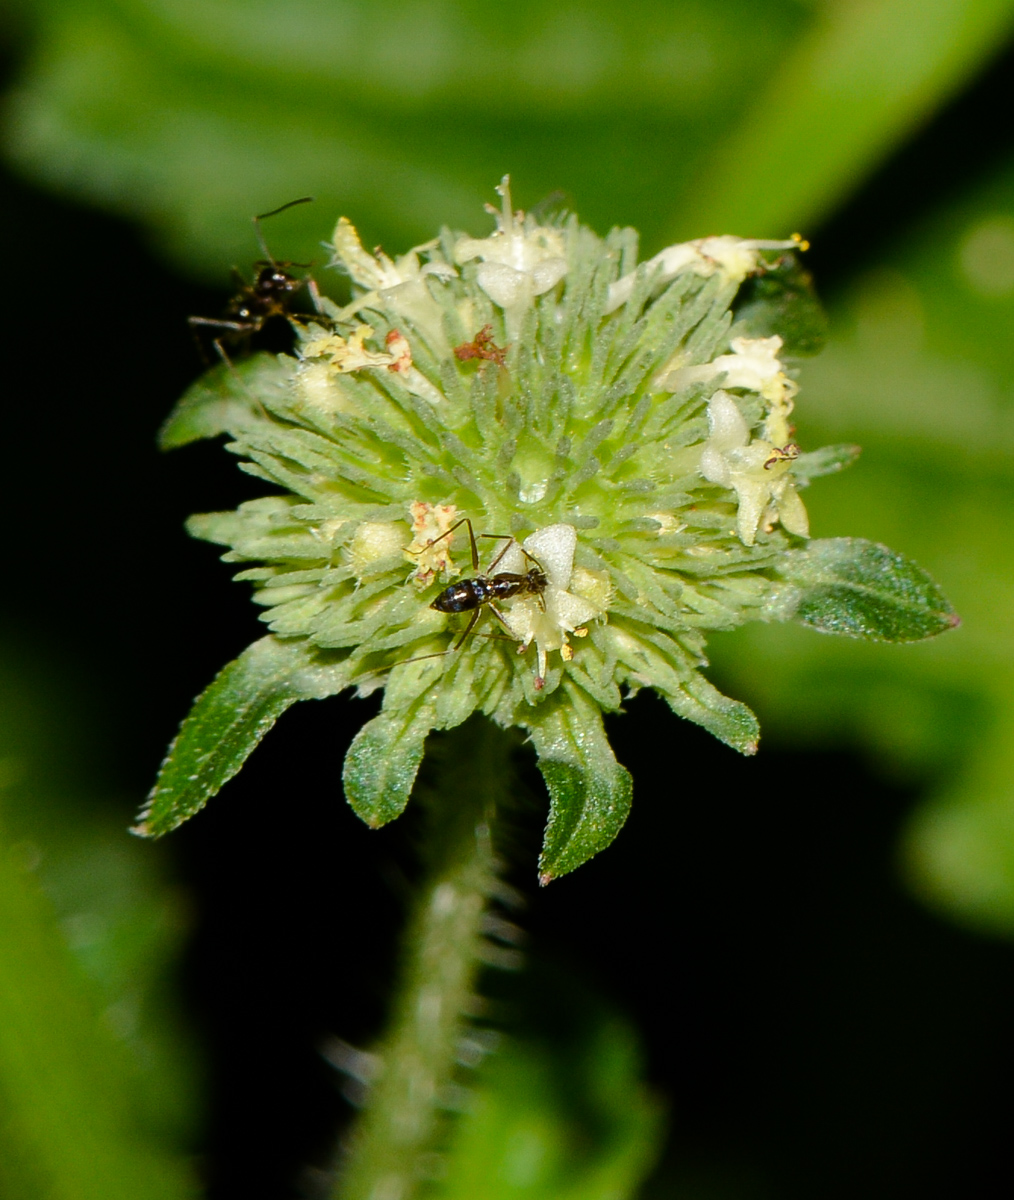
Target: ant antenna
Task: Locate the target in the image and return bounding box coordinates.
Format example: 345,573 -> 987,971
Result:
252,196 -> 315,263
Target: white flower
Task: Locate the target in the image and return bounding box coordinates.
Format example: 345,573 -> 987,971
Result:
699,391 -> 809,546
328,218 -> 457,347
606,235 -> 805,314
302,324 -> 398,372
301,324 -> 443,405
658,335 -> 797,444
497,523 -> 604,685
454,176 -> 568,332
405,502 -> 459,588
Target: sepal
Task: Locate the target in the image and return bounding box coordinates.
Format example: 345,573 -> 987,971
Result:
659,674 -> 760,756
134,636 -> 350,836
158,353 -> 291,448
776,537 -> 959,641
342,700 -> 436,828
791,443 -> 862,487
524,685 -> 633,883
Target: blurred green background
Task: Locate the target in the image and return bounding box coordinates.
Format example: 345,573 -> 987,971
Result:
4,0 -> 1014,1196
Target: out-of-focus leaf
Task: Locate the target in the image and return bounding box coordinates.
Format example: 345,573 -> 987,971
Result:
159,352 -> 291,448
711,149 -> 1014,934
0,647 -> 196,1197
776,538 -> 959,642
903,699 -> 1014,937
0,828 -> 195,1200
792,443 -> 862,487
673,0 -> 1014,238
1,0 -> 806,277
732,254 -> 829,355
434,982 -> 663,1200
137,635 -> 350,837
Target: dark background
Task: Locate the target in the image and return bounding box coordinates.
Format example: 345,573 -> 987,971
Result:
3,42 -> 1014,1193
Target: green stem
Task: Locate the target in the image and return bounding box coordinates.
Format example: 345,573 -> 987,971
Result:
334,720 -> 521,1200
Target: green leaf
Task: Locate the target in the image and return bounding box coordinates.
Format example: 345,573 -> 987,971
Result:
342,702 -> 435,828
524,685 -> 633,883
731,253 -> 829,355
660,673 -> 760,756
1,0 -> 806,279
158,352 -> 291,448
0,828 -> 195,1200
791,442 -> 862,487
435,1003 -> 663,1200
673,0 -> 1014,237
136,635 -> 349,837
777,537 -> 959,642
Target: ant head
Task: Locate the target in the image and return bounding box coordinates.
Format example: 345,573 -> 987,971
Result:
253,264 -> 300,295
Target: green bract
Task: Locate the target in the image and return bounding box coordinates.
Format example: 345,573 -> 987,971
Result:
138,180 -> 957,879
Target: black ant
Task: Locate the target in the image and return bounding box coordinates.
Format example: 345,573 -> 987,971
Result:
188,196 -> 323,357
422,518 -> 548,649
351,519 -> 550,690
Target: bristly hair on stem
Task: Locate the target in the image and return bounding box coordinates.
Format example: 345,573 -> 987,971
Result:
331,720 -> 525,1200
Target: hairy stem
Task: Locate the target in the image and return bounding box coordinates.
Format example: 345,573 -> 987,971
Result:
335,720 -> 522,1200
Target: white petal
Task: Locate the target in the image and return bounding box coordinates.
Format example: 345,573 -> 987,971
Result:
733,477 -> 768,546
553,590 -> 599,629
706,390 -> 750,450
700,445 -> 731,485
523,524 -> 577,588
605,243 -> 699,314
476,261 -> 532,308
777,484 -> 810,537
530,257 -> 568,295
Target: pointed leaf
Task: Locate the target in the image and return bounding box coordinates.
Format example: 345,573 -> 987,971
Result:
158,353 -> 291,449
342,702 -> 435,828
791,442 -> 862,487
136,636 -> 350,837
660,674 -> 760,756
777,537 -> 959,642
525,686 -> 633,883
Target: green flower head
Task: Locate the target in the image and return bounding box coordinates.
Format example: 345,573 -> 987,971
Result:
139,179 -> 957,880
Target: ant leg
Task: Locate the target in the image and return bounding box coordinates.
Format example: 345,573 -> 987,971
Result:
189,333 -> 268,420
404,517 -> 477,571
486,604 -> 517,637
353,646 -> 453,683
480,533 -> 517,572
463,518 -> 479,571
518,546 -> 545,572
481,535 -> 546,576
212,340 -> 266,418
477,628 -> 519,645
188,316 -> 251,334
453,607 -> 482,650
212,338 -> 234,369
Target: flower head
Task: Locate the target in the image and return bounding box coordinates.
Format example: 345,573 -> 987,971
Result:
141,183 -> 957,879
